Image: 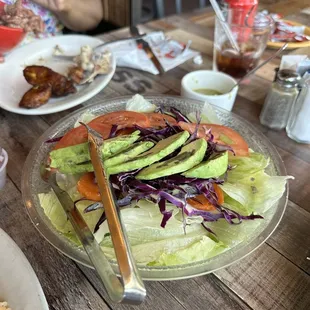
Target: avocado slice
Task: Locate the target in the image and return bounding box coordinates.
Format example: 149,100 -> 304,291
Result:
182,151 -> 228,179
107,131 -> 190,175
104,141 -> 154,168
136,138 -> 207,180
55,141 -> 155,174
50,131 -> 140,168
56,162 -> 93,174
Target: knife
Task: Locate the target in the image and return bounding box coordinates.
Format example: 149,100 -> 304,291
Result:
130,26 -> 165,74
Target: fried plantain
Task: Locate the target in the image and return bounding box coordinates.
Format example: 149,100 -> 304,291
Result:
23,65 -> 51,85
51,75 -> 77,97
19,84 -> 52,109
68,66 -> 84,84
23,65 -> 77,97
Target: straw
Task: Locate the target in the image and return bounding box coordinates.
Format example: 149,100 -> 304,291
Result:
209,0 -> 240,52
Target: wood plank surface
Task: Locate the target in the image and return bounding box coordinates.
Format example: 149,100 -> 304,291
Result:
215,243 -> 310,310
1,1 -> 310,310
0,178 -> 110,310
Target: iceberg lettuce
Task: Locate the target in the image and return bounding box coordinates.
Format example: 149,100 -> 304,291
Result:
187,101 -> 222,125
221,152 -> 293,215
97,200 -> 226,265
126,94 -> 157,113
227,152 -> 270,183
38,189 -> 104,245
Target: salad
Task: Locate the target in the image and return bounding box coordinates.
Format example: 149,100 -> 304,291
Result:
39,94 -> 292,266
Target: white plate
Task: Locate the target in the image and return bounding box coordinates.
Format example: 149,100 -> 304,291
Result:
0,228 -> 49,310
0,35 -> 116,115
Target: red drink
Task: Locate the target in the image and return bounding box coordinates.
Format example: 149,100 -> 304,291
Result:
215,42 -> 259,79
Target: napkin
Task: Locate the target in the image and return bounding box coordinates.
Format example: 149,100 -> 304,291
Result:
279,55 -> 310,76
106,31 -> 200,75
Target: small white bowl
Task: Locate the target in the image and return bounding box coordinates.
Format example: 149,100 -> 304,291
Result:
0,148 -> 8,190
181,70 -> 238,111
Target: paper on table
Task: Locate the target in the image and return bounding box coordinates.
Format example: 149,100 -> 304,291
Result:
107,31 -> 200,75
279,55 -> 308,71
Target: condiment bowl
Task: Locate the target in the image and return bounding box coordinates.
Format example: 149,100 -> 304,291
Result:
0,2 -> 26,56
181,70 -> 238,111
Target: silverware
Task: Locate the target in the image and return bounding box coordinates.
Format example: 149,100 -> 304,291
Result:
130,26 -> 165,74
229,43 -> 288,92
53,34 -> 147,62
40,136 -> 146,304
83,123 -> 146,303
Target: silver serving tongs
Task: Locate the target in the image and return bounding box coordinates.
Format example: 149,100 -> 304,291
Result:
81,123 -> 146,304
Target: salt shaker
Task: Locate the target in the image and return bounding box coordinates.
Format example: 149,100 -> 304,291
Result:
286,78 -> 310,143
259,69 -> 301,130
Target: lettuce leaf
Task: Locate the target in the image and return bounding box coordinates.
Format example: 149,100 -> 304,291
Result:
126,94 -> 157,112
38,189 -> 104,245
220,152 -> 292,215
207,218 -> 262,248
74,112 -> 96,128
227,152 -> 269,183
98,200 -> 226,265
222,171 -> 292,214
149,235 -> 226,266
187,101 -> 222,125
96,200 -> 205,245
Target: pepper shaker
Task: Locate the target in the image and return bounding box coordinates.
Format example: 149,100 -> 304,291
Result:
259,69 -> 301,130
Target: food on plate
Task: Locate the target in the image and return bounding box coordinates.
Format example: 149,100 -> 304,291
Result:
0,301 -> 11,310
39,94 -> 292,266
23,65 -> 76,97
19,84 -> 52,109
68,66 -> 84,84
0,0 -> 44,33
264,12 -> 310,43
67,45 -> 112,84
19,65 -> 76,109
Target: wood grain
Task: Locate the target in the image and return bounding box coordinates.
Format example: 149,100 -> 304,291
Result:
160,276 -> 252,310
79,265 -> 252,310
1,3 -> 310,310
215,244 -> 310,310
0,178 -> 110,310
79,265 -> 188,310
267,201 -> 310,274
166,28 -> 214,56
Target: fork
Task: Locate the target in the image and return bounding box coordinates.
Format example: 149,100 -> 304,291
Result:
53,34 -> 147,62
40,165 -> 146,304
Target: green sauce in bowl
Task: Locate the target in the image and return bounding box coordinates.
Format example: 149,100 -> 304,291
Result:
193,88 -> 223,96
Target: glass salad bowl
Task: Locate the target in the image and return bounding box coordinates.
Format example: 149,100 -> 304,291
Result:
21,95 -> 288,280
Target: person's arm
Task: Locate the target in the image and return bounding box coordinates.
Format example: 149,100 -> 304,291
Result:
32,0 -> 103,32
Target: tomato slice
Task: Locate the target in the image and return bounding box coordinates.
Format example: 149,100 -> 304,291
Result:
77,172 -> 101,202
89,111 -> 150,129
116,128 -> 137,136
145,113 -> 177,127
178,121 -> 249,156
54,111 -> 150,150
187,184 -> 224,211
54,122 -> 111,150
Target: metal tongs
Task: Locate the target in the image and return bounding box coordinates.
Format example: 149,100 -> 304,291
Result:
42,124 -> 146,304
82,123 -> 146,304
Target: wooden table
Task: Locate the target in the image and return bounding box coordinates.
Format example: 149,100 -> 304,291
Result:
1,3 -> 310,310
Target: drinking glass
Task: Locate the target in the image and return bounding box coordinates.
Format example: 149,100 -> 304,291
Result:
213,8 -> 274,79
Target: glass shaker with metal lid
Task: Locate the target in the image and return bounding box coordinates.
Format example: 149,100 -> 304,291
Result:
286,77 -> 310,143
259,69 -> 301,130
